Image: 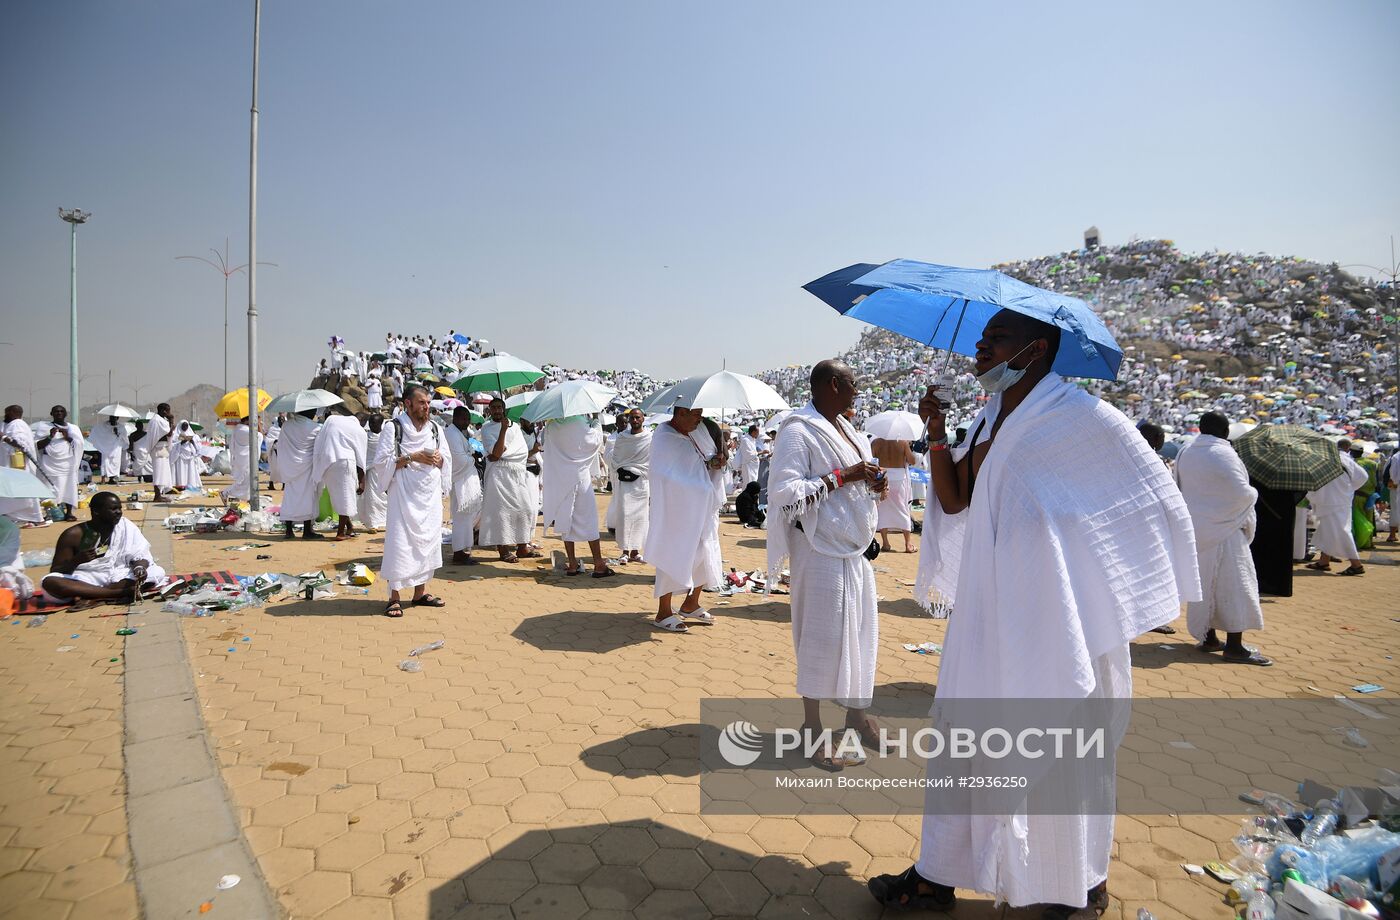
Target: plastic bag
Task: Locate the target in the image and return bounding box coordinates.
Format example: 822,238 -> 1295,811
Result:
1314,826 -> 1400,886
1352,506 -> 1375,552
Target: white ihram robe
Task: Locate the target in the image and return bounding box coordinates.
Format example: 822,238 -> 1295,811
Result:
227,424 -> 253,501
88,420 -> 129,479
171,422 -> 204,490
1,419 -> 44,523
915,374 -> 1200,909
445,424 -> 483,552
357,431 -> 389,530
541,418 -> 602,543
478,422 -> 535,547
312,416 -> 368,517
39,517 -> 167,598
766,404 -> 880,708
38,422 -> 85,508
1174,434 -> 1263,637
611,429 -> 651,553
275,416 -> 323,523
373,412 -> 451,592
1305,453 -> 1367,560
143,415 -> 175,490
129,428 -> 152,478
737,433 -> 762,488
603,433 -> 620,531
645,423 -> 723,598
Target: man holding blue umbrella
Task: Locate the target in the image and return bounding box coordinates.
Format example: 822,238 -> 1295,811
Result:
862,305 -> 1200,915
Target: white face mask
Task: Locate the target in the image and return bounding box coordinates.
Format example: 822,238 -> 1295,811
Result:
975,341 -> 1037,394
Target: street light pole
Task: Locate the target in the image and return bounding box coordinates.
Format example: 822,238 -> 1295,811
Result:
177,238 -> 277,393
247,0 -> 262,510
58,208 -> 90,427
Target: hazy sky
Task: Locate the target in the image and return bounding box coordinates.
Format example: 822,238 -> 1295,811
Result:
3,0 -> 1398,412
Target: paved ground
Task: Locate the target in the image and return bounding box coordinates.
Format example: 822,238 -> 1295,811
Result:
3,477 -> 1397,919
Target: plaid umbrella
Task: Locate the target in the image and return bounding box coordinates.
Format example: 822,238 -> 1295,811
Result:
1232,425 -> 1344,491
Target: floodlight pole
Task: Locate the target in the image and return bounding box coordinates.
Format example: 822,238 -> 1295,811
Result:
246,0 -> 262,510
59,208 -> 90,427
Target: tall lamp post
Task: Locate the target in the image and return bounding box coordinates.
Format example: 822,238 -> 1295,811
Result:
58,208 -> 90,427
176,239 -> 277,392
246,0 -> 263,510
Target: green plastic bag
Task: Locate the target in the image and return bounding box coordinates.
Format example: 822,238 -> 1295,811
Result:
318,487 -> 334,522
1352,506 -> 1374,552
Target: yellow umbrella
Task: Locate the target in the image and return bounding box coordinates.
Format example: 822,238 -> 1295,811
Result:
435,386 -> 456,397
215,388 -> 272,420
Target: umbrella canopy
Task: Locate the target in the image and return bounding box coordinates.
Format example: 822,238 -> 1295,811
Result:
434,386 -> 456,397
265,389 -> 344,414
521,380 -> 619,424
214,388 -> 273,421
0,467 -> 55,500
504,391 -> 541,421
1232,425 -> 1344,491
805,259 -> 1123,380
640,371 -> 789,413
863,410 -> 925,441
95,404 -> 140,419
451,355 -> 545,395
763,409 -> 793,432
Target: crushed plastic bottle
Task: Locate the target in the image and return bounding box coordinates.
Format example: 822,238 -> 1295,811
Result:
20,549 -> 54,569
398,659 -> 422,673
1245,886 -> 1276,920
26,615 -> 47,628
408,640 -> 444,657
1136,910 -> 1157,920
1300,798 -> 1340,847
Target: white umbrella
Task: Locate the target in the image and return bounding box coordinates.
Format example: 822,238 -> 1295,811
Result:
640,371 -> 789,413
265,389 -> 344,414
0,468 -> 54,500
763,410 -> 792,432
521,380 -> 619,424
504,391 -> 541,414
863,410 -> 925,441
96,404 -> 140,419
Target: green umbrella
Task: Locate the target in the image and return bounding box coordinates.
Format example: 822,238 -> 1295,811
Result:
1232,425 -> 1344,491
503,391 -> 540,421
451,355 -> 545,395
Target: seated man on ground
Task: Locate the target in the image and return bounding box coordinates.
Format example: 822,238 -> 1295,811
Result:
42,492 -> 167,604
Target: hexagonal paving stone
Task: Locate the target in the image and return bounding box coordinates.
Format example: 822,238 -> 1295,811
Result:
640,847 -> 711,890
464,858 -> 537,905
385,818 -> 449,855
748,818 -> 815,855
590,825 -> 658,866
579,864 -> 653,911
636,888 -> 711,920
421,837 -> 491,880
316,831 -> 386,872
350,852 -> 424,898
510,882 -> 590,920
283,812 -> 351,850
280,870 -> 351,917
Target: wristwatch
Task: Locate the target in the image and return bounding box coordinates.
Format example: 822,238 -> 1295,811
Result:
928,434 -> 949,447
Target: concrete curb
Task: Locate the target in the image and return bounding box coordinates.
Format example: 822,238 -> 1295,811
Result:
122,510 -> 282,919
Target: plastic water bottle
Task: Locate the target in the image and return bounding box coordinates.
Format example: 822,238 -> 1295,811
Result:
1300,798 -> 1340,846
1245,886 -> 1275,920
1136,910 -> 1157,920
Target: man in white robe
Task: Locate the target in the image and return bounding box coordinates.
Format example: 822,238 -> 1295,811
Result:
611,409 -> 651,563
540,416 -> 613,577
1174,413 -> 1270,665
603,428 -> 621,533
265,415 -> 283,492
40,492 -> 167,603
372,385 -> 451,616
446,407 -> 484,565
479,399 -> 541,561
365,377 -> 383,411
273,410 -> 324,539
226,418 -> 253,502
128,421 -> 152,483
1386,450 -> 1400,544
1,405 -> 45,525
736,425 -> 765,489
357,415 -> 389,532
36,406 -> 85,521
312,414 -> 368,540
141,404 -> 176,502
1304,438 -> 1368,575
870,311 -> 1200,915
644,406 -> 725,631
768,361 -> 887,768
171,421 -> 204,491
0,514 -> 35,599
88,416 -> 129,484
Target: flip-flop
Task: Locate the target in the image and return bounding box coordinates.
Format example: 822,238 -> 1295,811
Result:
413,594 -> 446,607
1221,651 -> 1273,666
1338,567 -> 1365,576
1305,561 -> 1330,572
591,569 -> 617,579
384,602 -> 404,618
1197,640 -> 1225,653
652,614 -> 689,633
1150,625 -> 1178,634
679,608 -> 714,625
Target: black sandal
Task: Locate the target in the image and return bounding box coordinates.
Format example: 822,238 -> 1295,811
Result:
867,865 -> 956,911
413,594 -> 446,607
384,602 -> 404,618
1041,881 -> 1108,919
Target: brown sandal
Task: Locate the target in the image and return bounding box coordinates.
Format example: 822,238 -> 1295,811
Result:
384,602 -> 404,618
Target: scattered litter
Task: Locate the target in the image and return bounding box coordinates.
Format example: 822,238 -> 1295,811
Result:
108,658 -> 118,663
265,762 -> 309,776
1181,863 -> 1204,875
347,816 -> 360,825
1335,695 -> 1386,720
21,549 -> 54,568
902,642 -> 942,655
227,647 -> 236,653
466,575 -> 483,581
241,637 -> 250,642
1333,727 -> 1370,748
1352,684 -> 1383,694
70,633 -> 79,638
398,660 -> 422,673
408,640 -> 444,657
26,615 -> 47,628
216,875 -> 240,890
56,646 -> 76,653
116,628 -> 137,636
330,784 -> 350,791
223,543 -> 272,552
255,555 -> 271,560
1168,740 -> 1197,750
1203,861 -> 1239,883
199,902 -> 212,914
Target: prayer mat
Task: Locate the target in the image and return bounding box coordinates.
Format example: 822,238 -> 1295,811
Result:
13,571 -> 241,616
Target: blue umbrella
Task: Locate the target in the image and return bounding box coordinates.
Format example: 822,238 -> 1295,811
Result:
804,259 -> 1123,381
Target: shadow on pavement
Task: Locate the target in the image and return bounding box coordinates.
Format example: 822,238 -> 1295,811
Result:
512,610 -> 658,654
